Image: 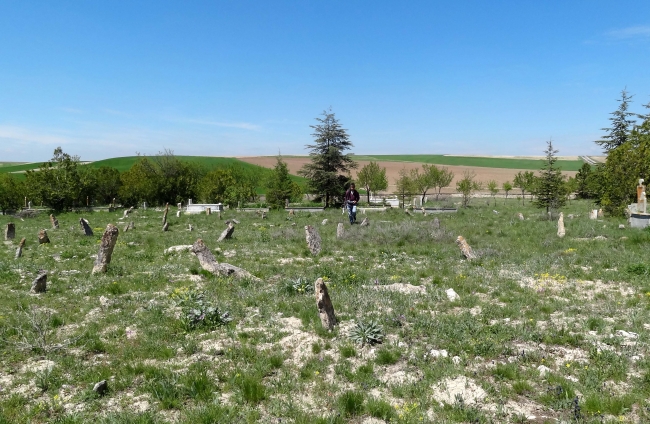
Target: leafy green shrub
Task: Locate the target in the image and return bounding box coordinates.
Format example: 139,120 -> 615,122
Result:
172,288 -> 232,330
349,320 -> 384,346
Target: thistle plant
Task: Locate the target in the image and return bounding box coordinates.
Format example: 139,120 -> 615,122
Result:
349,320 -> 384,346
284,277 -> 313,294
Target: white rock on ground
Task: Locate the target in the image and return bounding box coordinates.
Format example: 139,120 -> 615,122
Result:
431,376 -> 487,406
446,288 -> 460,301
427,349 -> 448,359
537,365 -> 551,377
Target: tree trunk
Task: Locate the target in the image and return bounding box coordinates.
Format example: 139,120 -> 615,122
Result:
191,239 -> 259,280
315,278 -> 336,330
92,224 -> 119,274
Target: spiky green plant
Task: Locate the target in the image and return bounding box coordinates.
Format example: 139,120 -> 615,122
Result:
349,320 -> 384,346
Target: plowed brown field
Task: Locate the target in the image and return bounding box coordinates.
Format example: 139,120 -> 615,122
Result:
237,156 -> 577,193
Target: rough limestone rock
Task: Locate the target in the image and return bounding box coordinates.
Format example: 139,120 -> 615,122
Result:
289,209 -> 295,216
518,213 -> 524,221
360,217 -> 369,227
557,212 -> 565,238
205,208 -> 211,216
93,380 -> 108,396
597,208 -> 604,218
15,238 -> 26,259
176,211 -> 181,218
321,219 -> 328,225
433,218 -> 440,229
30,271 -> 47,293
589,209 -> 598,220
5,223 -> 15,240
262,211 -> 267,219
50,214 -> 59,229
162,222 -> 169,232
38,229 -> 50,244
92,224 -> 119,274
305,225 -> 321,255
619,224 -> 625,229
405,209 -> 412,216
123,206 -> 133,218
188,224 -> 194,231
217,222 -> 235,242
446,288 -> 460,301
336,223 -> 344,239
191,239 -> 259,280
455,236 -> 476,260
315,277 -> 336,330
225,219 -> 240,225
164,245 -> 193,255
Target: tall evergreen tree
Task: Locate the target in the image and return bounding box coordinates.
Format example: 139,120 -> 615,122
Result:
266,155 -> 302,209
533,140 -> 566,215
596,89 -> 636,152
299,110 -> 356,207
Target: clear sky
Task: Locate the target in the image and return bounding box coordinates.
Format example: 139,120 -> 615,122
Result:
1,1 -> 650,162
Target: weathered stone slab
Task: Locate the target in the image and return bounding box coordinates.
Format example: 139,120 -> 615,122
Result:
455,236 -> 476,260
359,217 -> 369,227
92,224 -> 119,274
38,229 -> 50,244
589,209 -> 598,220
191,239 -> 259,280
321,219 -> 328,225
217,222 -> 235,242
30,271 -> 47,293
315,277 -> 336,330
557,212 -> 565,238
163,203 -> 169,223
336,223 -> 344,239
305,225 -> 321,255
50,214 -> 59,229
162,222 -> 169,232
80,218 -> 93,236
518,213 -> 524,221
15,237 -> 25,258
433,217 -> 440,229
164,245 -> 193,255
5,223 -> 15,240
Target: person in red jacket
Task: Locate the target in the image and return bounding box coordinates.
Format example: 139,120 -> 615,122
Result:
344,183 -> 360,224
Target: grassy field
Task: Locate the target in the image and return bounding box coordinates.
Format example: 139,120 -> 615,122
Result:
0,163 -> 27,168
1,199 -> 649,423
350,155 -> 585,171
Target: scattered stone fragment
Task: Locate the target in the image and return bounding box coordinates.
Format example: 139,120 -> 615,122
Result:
594,235 -> 607,240
616,330 -> 639,340
305,225 -> 321,255
205,207 -> 211,216
567,214 -> 575,219
321,219 -> 328,225
597,208 -> 604,218
359,217 -> 369,227
619,224 -> 625,229
455,236 -> 476,259
176,211 -> 181,218
162,222 -> 169,232
452,356 -> 461,365
217,222 -> 235,242
446,288 -> 460,301
589,209 -> 598,220
164,245 -> 193,255
30,271 -> 47,293
225,219 -> 240,225
261,211 -> 267,219
15,237 -> 26,258
518,213 -> 524,221
38,229 -> 50,244
188,224 -> 194,231
315,277 -> 336,330
405,209 -> 412,216
80,218 -> 93,236
92,224 -> 119,274
537,365 -> 551,377
493,210 -> 499,214
4,223 -> 15,240
336,223 -> 344,239
93,380 -> 108,396
433,217 -> 440,229
289,209 -> 295,216
190,239 -> 259,280
123,206 -> 133,218
557,212 -> 565,238
49,214 -> 59,229
428,349 -> 448,359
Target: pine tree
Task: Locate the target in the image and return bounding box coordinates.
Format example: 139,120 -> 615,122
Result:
533,140 -> 566,215
596,89 -> 636,152
266,155 -> 302,209
299,110 -> 356,207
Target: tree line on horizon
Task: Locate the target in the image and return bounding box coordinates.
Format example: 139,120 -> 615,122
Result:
2,95 -> 649,215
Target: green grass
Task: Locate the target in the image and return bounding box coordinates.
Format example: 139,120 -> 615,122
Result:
352,154 -> 585,171
1,198 -> 649,422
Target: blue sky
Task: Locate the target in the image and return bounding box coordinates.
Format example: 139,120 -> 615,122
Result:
1,1 -> 649,162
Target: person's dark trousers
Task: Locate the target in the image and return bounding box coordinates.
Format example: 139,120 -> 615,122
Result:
347,202 -> 356,224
